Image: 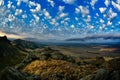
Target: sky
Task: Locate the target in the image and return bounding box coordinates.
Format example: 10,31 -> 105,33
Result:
0,0 -> 120,41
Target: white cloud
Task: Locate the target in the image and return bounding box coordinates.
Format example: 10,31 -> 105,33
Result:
61,20 -> 65,24
89,25 -> 94,29
52,22 -> 58,27
99,7 -> 106,13
83,15 -> 91,23
71,24 -> 75,28
110,12 -> 117,19
8,14 -> 15,22
44,11 -> 50,17
100,19 -> 104,23
103,14 -> 106,18
75,6 -> 89,15
108,8 -> 117,20
30,3 -> 41,13
17,0 -> 21,6
75,17 -> 78,21
15,9 -> 23,16
59,13 -> 68,18
22,0 -> 28,3
118,21 -> 120,24
48,0 -> 55,7
30,9 -> 36,13
33,14 -> 39,22
22,14 -> 27,18
7,1 -> 12,8
90,0 -> 98,9
112,1 -> 120,11
29,1 -> 36,6
100,24 -> 106,30
50,18 -> 59,26
59,6 -> 65,12
117,0 -> 120,4
17,0 -> 28,6
75,7 -> 81,13
43,25 -> 48,30
84,15 -> 91,23
11,5 -> 16,10
62,0 -> 76,4
96,13 -> 99,16
43,9 -> 52,19
107,21 -> 112,26
0,0 -> 4,6
104,0 -> 110,7
64,17 -> 70,21
36,4 -> 41,11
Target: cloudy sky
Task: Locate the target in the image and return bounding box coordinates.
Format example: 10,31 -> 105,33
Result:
0,0 -> 120,41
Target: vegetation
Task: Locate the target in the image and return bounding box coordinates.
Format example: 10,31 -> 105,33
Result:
23,59 -> 97,80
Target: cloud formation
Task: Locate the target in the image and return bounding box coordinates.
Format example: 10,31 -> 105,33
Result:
66,33 -> 120,42
62,0 -> 76,4
0,0 -> 120,41
0,31 -> 23,39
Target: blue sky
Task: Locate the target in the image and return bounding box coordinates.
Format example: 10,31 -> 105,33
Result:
0,0 -> 120,41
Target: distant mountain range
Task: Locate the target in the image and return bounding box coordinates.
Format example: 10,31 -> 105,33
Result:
65,36 -> 120,43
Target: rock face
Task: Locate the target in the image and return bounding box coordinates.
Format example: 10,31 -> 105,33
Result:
81,57 -> 120,80
0,67 -> 26,80
80,69 -> 120,80
22,54 -> 39,64
0,67 -> 41,80
35,47 -> 75,63
0,36 -> 10,44
103,57 -> 120,71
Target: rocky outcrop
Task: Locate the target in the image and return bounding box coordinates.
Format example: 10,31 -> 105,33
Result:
0,36 -> 10,44
35,47 -> 75,63
80,57 -> 120,80
22,54 -> 39,64
0,36 -> 19,57
0,67 -> 41,80
80,68 -> 120,80
103,57 -> 120,71
0,67 -> 26,80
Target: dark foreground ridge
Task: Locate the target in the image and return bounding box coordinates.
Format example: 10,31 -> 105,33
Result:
0,36 -> 19,57
0,36 -> 10,44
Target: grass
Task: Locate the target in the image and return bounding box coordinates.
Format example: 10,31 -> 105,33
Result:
23,59 -> 97,80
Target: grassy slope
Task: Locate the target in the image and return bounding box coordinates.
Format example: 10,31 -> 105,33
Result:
23,59 -> 97,80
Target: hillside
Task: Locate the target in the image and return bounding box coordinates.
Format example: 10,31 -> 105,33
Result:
12,39 -> 45,50
0,36 -> 26,72
0,36 -> 19,57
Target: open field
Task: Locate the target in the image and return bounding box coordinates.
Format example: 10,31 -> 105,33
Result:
50,43 -> 120,57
